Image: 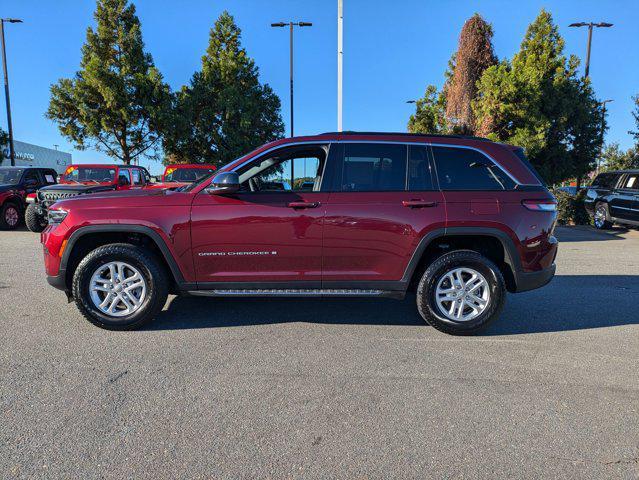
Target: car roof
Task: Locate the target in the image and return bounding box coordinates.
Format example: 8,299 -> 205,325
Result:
0,166 -> 53,170
598,170 -> 639,174
164,164 -> 215,169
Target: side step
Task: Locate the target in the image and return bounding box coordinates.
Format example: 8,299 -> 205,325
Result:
188,289 -> 403,298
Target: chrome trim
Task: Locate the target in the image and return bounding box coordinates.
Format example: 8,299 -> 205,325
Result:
230,139 -> 535,187
189,288 -> 384,297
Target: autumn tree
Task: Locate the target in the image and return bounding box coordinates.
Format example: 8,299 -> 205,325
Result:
445,14 -> 496,134
47,0 -> 172,164
163,11 -> 284,167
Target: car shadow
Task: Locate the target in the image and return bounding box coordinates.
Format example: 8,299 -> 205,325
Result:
147,275 -> 639,335
555,225 -> 630,242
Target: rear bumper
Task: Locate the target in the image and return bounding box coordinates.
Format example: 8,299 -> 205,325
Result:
514,263 -> 556,292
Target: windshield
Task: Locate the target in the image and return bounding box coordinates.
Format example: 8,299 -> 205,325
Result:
164,167 -> 216,183
62,166 -> 116,183
0,168 -> 24,185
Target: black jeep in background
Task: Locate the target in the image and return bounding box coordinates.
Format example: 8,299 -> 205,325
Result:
585,170 -> 639,229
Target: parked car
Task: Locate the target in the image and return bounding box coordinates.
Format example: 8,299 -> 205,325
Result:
25,164 -> 155,232
41,132 -> 558,334
585,170 -> 639,229
0,166 -> 57,230
162,164 -> 217,184
556,186 -> 580,196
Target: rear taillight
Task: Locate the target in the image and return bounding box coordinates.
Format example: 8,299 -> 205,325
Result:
522,199 -> 557,212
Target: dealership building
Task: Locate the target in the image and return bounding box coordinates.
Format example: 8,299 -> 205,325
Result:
1,140 -> 72,174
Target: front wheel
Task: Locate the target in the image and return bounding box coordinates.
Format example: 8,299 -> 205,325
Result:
416,250 -> 506,335
72,243 -> 169,330
25,204 -> 47,232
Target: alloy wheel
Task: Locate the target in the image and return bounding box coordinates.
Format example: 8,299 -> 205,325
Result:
434,267 -> 490,322
5,206 -> 19,227
89,261 -> 147,317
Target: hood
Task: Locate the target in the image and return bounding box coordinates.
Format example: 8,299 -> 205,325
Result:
39,183 -> 116,194
0,184 -> 18,195
51,186 -> 192,210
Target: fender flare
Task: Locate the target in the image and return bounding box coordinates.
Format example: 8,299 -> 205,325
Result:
401,226 -> 523,286
59,224 -> 187,286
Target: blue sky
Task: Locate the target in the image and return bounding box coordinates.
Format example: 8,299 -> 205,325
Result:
2,0 -> 638,174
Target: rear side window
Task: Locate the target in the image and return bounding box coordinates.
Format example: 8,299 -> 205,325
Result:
623,174 -> 638,190
513,148 -> 545,186
432,147 -> 515,191
43,170 -> 57,184
591,173 -> 620,189
340,143 -> 406,192
408,145 -> 434,191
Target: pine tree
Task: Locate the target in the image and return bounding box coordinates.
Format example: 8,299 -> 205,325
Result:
0,128 -> 7,149
473,10 -> 603,185
163,11 -> 284,167
445,14 -> 496,134
46,0 -> 171,164
407,85 -> 447,134
630,95 -> 639,144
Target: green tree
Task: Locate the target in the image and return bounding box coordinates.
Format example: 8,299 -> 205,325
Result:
46,0 -> 171,164
445,14 -> 496,134
630,95 -> 639,143
0,128 -> 7,149
473,10 -> 603,185
163,11 -> 284,167
407,85 -> 447,134
600,143 -> 639,172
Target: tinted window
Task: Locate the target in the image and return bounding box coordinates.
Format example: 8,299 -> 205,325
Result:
513,147 -> 545,185
23,170 -> 40,184
623,174 -> 638,190
408,145 -> 434,191
43,170 -> 57,184
591,173 -> 619,189
341,143 -> 406,192
433,147 -> 516,191
118,170 -> 131,186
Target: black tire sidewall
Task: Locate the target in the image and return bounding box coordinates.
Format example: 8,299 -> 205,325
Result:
73,244 -> 167,330
418,250 -> 505,334
25,204 -> 47,232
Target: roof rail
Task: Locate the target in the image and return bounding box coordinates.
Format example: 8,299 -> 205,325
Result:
319,131 -> 492,142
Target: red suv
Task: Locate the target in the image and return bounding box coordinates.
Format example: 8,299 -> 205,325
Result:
41,133 -> 558,334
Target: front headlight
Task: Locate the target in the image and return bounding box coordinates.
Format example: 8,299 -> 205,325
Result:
48,209 -> 68,225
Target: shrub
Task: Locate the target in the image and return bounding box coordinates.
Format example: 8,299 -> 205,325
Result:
553,189 -> 591,225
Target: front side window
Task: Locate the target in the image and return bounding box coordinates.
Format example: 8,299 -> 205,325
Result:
0,168 -> 24,185
239,146 -> 327,193
433,146 -> 515,191
165,167 -> 216,183
23,170 -> 40,185
340,143 -> 406,192
131,168 -> 144,185
118,170 -> 131,186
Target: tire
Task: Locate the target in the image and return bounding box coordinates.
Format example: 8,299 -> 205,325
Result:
416,250 -> 506,335
72,243 -> 169,330
25,204 -> 47,232
593,202 -> 612,230
0,202 -> 21,230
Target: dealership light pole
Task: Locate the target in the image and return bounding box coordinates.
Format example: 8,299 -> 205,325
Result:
337,0 -> 343,132
598,99 -> 613,173
1,18 -> 22,167
569,21 -> 613,78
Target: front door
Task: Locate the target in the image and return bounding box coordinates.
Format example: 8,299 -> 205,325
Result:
191,144 -> 330,285
322,143 -> 445,287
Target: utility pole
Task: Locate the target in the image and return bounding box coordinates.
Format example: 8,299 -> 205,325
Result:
598,99 -> 613,173
337,0 -> 343,132
1,18 -> 23,167
568,21 -> 613,188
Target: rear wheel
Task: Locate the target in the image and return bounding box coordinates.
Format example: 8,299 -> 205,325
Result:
0,202 -> 21,230
25,204 -> 47,232
593,203 -> 612,230
72,243 -> 169,330
416,250 -> 505,335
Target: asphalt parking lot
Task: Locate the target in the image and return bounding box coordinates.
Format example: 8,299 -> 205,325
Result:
1,225 -> 638,479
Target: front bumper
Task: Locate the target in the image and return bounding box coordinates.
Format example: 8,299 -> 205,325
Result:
515,263 -> 556,292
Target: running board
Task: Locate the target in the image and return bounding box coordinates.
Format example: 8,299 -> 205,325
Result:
188,288 -> 403,298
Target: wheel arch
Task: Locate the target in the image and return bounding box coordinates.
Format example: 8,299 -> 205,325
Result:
60,225 -> 188,292
403,227 -> 522,293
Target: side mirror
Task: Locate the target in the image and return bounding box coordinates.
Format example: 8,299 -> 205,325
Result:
206,171 -> 240,195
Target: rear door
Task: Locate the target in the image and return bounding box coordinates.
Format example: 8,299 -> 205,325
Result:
321,142 -> 445,287
611,174 -> 639,222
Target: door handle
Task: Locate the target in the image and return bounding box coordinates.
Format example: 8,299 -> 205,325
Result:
402,199 -> 438,208
287,201 -> 321,209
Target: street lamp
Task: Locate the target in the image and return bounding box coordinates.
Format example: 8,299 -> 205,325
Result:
568,22 -> 613,78
270,21 -> 313,138
406,100 -> 416,104
1,18 -> 22,167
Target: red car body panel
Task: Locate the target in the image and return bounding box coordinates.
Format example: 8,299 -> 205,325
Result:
41,133 -> 558,294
